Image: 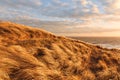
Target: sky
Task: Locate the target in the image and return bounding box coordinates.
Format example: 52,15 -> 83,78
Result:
0,0 -> 120,37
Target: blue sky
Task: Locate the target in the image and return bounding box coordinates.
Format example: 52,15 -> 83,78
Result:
0,0 -> 120,36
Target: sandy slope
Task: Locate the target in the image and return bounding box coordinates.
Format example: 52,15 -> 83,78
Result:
0,21 -> 120,80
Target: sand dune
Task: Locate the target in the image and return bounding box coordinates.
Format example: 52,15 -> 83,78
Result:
0,21 -> 120,80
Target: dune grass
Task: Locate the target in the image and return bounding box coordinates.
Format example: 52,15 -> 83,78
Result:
0,22 -> 120,80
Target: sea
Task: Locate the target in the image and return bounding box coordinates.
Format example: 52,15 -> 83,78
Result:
69,37 -> 120,49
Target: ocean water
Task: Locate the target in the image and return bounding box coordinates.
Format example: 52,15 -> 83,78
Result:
69,37 -> 120,49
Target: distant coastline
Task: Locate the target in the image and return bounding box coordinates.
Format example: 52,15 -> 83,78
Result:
68,36 -> 120,49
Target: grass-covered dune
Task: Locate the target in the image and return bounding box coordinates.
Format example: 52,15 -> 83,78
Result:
0,21 -> 120,80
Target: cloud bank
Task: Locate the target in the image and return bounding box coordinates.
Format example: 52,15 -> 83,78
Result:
0,0 -> 120,36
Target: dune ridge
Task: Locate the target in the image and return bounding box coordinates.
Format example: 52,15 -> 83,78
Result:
0,21 -> 120,80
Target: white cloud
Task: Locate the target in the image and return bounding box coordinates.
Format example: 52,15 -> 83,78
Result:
110,0 -> 120,9
80,0 -> 88,6
91,5 -> 99,13
100,0 -> 120,14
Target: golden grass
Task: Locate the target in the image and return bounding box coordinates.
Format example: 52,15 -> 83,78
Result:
0,21 -> 120,80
